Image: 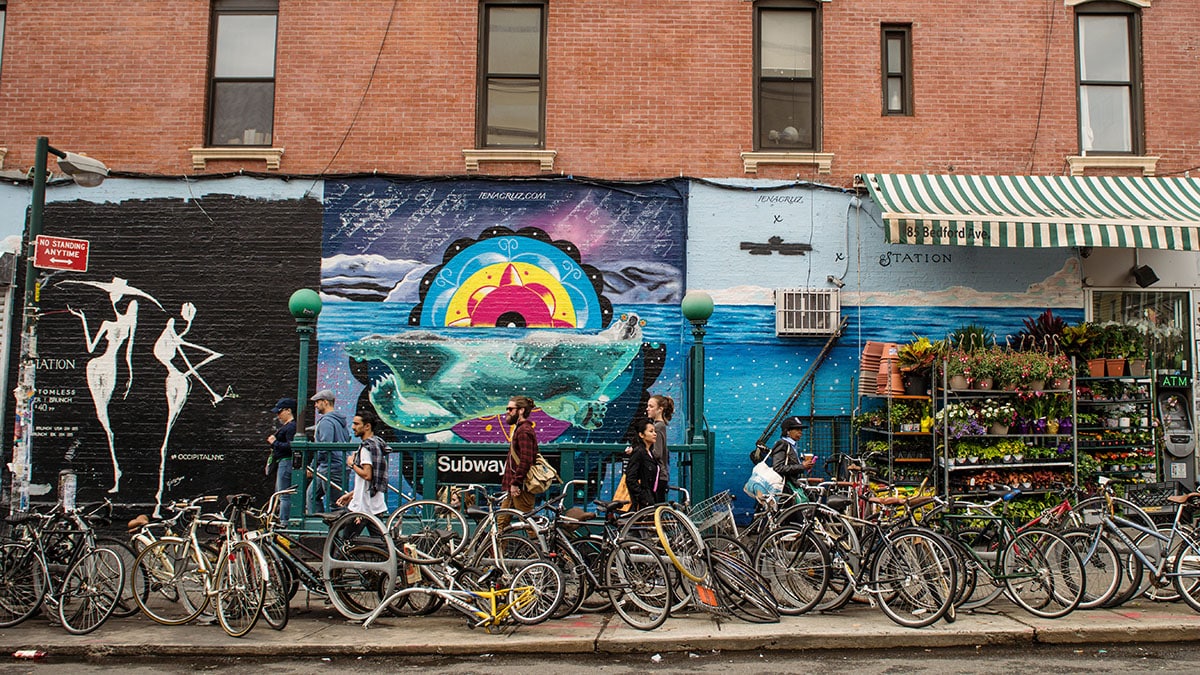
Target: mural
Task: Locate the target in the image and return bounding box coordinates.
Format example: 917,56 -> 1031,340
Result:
318,178 -> 687,447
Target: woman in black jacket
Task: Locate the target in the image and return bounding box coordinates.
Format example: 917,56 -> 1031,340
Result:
624,419 -> 659,511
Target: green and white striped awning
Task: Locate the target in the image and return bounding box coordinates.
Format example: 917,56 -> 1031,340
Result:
861,173 -> 1200,250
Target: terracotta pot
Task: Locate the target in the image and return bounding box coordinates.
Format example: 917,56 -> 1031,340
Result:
1027,379 -> 1045,391
990,422 -> 1009,435
1105,358 -> 1126,377
971,377 -> 994,390
1087,358 -> 1106,378
949,374 -> 969,390
1050,378 -> 1070,390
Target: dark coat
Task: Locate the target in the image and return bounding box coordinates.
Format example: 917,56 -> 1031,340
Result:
624,445 -> 658,511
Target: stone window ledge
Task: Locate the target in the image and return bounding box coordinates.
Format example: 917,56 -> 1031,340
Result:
189,147 -> 284,171
741,151 -> 834,175
463,149 -> 556,172
1065,0 -> 1148,7
1066,155 -> 1159,176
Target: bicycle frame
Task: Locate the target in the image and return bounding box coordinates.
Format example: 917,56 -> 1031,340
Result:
363,563 -> 537,631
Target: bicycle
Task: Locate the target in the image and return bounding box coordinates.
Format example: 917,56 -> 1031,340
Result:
935,487 -> 1085,618
0,508 -> 125,635
131,494 -> 268,637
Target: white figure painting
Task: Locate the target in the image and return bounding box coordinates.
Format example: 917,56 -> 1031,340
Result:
152,302 -> 223,516
64,278 -> 162,493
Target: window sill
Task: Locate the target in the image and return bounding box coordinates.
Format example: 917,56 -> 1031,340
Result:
1066,155 -> 1159,177
741,151 -> 834,175
463,148 -> 556,172
1065,0 -> 1149,6
188,147 -> 284,171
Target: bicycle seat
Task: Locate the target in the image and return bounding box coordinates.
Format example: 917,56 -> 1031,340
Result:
465,507 -> 491,521
226,493 -> 256,508
1167,492 -> 1200,505
825,496 -> 851,512
563,507 -> 595,522
127,514 -> 150,532
317,512 -> 345,526
591,499 -> 629,513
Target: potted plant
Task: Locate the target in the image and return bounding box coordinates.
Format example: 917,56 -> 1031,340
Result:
977,398 -> 1016,435
1047,353 -> 1074,390
1065,322 -> 1106,378
993,350 -> 1024,391
945,350 -> 972,390
1098,321 -> 1128,377
1123,323 -> 1149,377
897,336 -> 938,395
1020,350 -> 1052,391
968,349 -> 1000,389
1014,309 -> 1068,354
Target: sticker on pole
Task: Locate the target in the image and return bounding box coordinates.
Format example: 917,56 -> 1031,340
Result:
33,235 -> 89,272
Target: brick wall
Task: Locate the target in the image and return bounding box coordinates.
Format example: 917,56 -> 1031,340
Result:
2,0 -> 1197,185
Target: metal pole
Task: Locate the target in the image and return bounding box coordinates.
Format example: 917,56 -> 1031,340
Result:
688,317 -> 712,498
292,316 -> 315,523
9,137 -> 50,514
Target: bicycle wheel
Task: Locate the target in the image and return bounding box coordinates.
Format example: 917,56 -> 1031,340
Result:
509,560 -> 565,625
549,538 -> 590,618
260,544 -> 290,630
470,533 -> 543,578
606,539 -> 671,631
752,526 -> 829,616
1170,531 -> 1200,612
1059,528 -> 1122,610
1135,525 -> 1181,603
214,541 -> 266,637
872,529 -> 956,629
326,544 -> 393,620
654,505 -> 707,583
953,527 -> 1005,610
704,535 -> 753,565
573,535 -> 613,613
387,499 -> 468,564
132,539 -> 207,625
709,549 -> 780,624
0,543 -> 47,627
58,547 -> 124,635
95,536 -> 142,618
1002,528 -> 1084,619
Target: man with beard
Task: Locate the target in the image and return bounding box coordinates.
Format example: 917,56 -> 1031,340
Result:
498,395 -> 538,529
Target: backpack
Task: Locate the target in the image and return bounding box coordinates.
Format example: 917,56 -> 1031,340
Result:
523,453 -> 560,495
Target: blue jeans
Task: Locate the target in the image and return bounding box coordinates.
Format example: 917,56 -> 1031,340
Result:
274,457 -> 292,522
306,451 -> 345,513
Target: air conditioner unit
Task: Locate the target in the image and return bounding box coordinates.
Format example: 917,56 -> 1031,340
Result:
775,288 -> 840,336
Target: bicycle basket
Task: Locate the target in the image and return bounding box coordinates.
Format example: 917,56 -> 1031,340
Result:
689,490 -> 735,535
1125,481 -> 1184,517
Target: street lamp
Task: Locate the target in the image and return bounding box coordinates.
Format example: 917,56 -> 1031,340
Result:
10,137 -> 109,513
680,290 -> 714,498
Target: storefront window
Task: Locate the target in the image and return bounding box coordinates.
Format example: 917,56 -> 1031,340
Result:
1091,290 -> 1189,371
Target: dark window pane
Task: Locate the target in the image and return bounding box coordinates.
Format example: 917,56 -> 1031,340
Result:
1079,15 -> 1129,82
487,6 -> 541,74
760,80 -> 813,149
215,14 -> 277,78
0,8 -> 6,73
485,79 -> 540,146
211,81 -> 274,145
760,9 -> 811,78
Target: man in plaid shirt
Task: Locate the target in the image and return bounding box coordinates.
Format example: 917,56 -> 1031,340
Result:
499,395 -> 538,529
336,410 -> 389,517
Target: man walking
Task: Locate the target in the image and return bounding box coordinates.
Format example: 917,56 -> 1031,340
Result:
266,397 -> 297,522
498,395 -> 538,529
306,389 -> 350,513
336,410 -> 389,517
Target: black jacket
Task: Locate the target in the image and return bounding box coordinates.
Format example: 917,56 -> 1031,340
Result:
768,437 -> 805,483
624,446 -> 658,511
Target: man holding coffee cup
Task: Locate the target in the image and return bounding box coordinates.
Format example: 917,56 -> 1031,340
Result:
768,416 -> 816,493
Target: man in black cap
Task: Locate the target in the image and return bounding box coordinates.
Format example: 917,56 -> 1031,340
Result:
267,397 -> 297,522
769,416 -> 816,493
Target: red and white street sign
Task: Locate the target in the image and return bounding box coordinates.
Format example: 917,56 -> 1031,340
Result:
33,235 -> 90,272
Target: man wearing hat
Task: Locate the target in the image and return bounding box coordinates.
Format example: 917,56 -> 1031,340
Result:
769,416 -> 816,493
306,389 -> 351,512
267,397 -> 297,522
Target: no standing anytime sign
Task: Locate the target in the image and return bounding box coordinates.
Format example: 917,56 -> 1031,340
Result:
33,235 -> 90,272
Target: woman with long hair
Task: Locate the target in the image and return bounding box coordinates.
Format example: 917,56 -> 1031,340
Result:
623,418 -> 659,512
646,394 -> 674,503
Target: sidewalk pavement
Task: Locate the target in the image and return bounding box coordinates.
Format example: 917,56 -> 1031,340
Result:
3,596 -> 1200,659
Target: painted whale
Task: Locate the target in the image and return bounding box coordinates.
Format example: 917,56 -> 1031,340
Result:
346,314 -> 644,433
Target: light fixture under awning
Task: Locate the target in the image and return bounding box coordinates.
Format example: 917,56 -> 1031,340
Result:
860,173 -> 1200,250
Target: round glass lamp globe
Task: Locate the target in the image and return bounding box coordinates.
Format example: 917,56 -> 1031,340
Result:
288,288 -> 322,319
680,291 -> 714,322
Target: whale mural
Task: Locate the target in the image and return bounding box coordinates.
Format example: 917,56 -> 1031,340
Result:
347,313 -> 647,433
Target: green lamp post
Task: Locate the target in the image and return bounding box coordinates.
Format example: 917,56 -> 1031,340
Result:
288,288 -> 321,524
681,290 -> 714,497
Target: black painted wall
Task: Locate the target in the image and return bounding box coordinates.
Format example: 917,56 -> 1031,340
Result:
6,193 -> 322,515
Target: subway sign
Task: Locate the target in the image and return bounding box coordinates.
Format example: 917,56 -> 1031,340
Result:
436,452 -> 561,485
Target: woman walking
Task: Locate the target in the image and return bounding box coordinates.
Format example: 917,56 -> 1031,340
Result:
646,394 -> 674,503
623,419 -> 659,511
